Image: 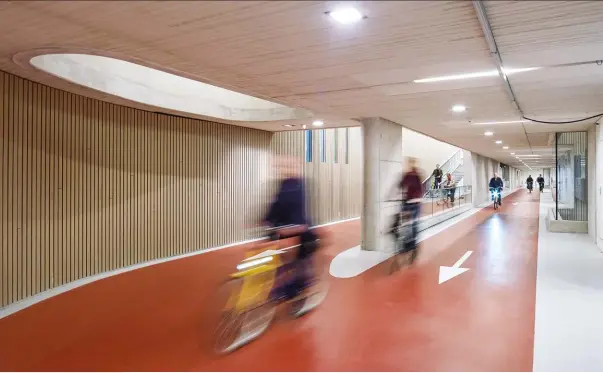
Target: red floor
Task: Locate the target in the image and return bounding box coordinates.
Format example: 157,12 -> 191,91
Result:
0,190 -> 539,371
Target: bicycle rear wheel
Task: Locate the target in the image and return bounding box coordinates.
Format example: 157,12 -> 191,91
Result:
289,255 -> 330,318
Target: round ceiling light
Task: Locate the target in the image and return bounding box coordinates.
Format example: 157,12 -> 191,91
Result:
327,8 -> 365,24
452,104 -> 466,113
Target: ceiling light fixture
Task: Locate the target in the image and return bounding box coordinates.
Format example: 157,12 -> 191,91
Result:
503,146 -> 509,149
484,131 -> 494,136
511,152 -> 515,155
471,120 -> 531,125
452,104 -> 466,113
515,154 -> 541,157
283,124 -> 295,128
413,67 -> 540,84
312,120 -> 324,127
327,8 -> 365,24
302,125 -> 307,129
495,140 -> 503,144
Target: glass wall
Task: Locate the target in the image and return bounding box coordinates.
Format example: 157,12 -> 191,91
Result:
553,131 -> 588,221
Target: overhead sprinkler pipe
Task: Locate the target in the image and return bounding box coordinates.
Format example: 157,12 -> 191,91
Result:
472,0 -> 533,152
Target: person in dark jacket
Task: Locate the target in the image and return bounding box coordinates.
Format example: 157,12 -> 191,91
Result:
264,155 -> 318,300
489,172 -> 504,205
432,164 -> 443,189
536,174 -> 545,192
526,175 -> 534,192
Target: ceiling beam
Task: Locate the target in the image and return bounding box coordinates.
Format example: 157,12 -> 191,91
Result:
472,0 -> 533,153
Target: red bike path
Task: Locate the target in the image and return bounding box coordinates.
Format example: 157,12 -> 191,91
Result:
0,189 -> 539,371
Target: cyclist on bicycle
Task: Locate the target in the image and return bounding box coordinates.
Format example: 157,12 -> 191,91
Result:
537,174 -> 545,192
526,175 -> 533,192
489,172 -> 504,205
389,157 -> 424,243
263,155 -> 318,301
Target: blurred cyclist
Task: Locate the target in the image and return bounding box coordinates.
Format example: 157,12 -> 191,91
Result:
489,172 -> 504,205
393,157 -> 424,240
263,155 -> 318,301
526,175 -> 533,193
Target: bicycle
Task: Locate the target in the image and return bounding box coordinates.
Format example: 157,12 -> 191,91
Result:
490,187 -> 502,210
387,200 -> 420,274
209,225 -> 328,354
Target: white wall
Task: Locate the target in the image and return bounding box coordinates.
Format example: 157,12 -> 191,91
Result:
401,128 -> 459,178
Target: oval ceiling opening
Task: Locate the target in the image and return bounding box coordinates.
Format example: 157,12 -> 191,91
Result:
30,53 -> 310,122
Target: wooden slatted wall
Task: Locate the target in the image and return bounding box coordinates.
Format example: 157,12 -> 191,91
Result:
0,70 -> 363,308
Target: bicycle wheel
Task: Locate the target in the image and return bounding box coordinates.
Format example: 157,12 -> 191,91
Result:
289,256 -> 330,318
211,277 -> 276,354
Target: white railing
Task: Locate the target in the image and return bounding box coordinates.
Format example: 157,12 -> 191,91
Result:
422,149 -> 464,194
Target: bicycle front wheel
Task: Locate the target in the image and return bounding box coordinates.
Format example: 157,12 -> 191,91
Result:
210,278 -> 276,354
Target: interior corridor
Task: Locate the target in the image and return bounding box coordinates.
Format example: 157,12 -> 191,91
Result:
0,190 -> 540,371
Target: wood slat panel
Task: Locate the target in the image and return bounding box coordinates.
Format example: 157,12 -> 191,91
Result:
0,70 -> 362,308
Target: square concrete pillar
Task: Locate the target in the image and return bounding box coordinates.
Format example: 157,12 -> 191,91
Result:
360,117 -> 403,252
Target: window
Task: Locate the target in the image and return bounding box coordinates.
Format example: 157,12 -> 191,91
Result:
334,130 -> 339,163
320,129 -> 326,163
305,130 -> 313,162
345,128 -> 350,164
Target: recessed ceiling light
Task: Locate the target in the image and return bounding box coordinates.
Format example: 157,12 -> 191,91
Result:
511,152 -> 515,155
471,120 -> 531,125
283,124 -> 295,128
302,125 -> 307,129
413,67 -> 539,84
484,131 -> 494,136
312,120 -> 324,127
495,140 -> 503,144
452,105 -> 466,113
327,8 -> 365,24
503,146 -> 509,149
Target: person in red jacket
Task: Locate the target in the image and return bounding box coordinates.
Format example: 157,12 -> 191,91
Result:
392,157 -> 424,240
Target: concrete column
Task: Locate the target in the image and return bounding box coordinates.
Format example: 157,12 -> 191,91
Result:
360,117 -> 403,252
461,150 -> 475,206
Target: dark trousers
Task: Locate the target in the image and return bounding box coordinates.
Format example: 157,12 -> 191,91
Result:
402,202 -> 421,240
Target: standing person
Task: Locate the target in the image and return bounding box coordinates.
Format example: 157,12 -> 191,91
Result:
441,173 -> 457,205
489,172 -> 504,205
432,164 -> 443,189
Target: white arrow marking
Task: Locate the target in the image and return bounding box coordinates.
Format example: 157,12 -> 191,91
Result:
438,250 -> 473,284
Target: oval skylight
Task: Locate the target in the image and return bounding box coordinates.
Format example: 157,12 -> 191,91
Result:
30,54 -> 311,122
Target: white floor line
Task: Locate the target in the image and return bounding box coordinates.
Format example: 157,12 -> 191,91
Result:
0,216 -> 360,320
330,188 -> 520,278
533,192 -> 603,372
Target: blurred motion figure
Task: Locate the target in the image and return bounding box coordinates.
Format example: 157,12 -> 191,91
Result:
263,155 -> 318,300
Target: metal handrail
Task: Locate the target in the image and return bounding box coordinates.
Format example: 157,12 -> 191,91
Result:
422,149 -> 464,193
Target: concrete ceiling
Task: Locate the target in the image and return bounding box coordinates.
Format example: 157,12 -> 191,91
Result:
0,0 -> 602,170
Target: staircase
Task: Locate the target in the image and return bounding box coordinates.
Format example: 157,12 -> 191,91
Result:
422,149 -> 464,196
